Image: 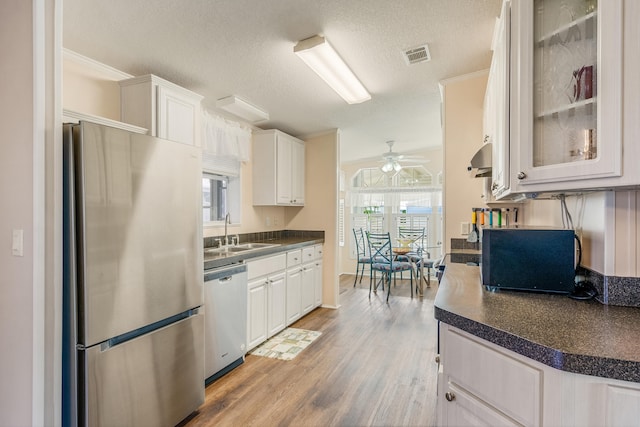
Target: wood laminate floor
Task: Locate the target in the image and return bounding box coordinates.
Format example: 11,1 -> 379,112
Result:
183,274 -> 439,427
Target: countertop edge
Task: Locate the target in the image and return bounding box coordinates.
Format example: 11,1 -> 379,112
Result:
434,260 -> 640,384
204,238 -> 324,270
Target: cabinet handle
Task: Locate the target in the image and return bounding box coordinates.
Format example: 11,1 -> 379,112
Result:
445,392 -> 456,402
435,355 -> 440,364
517,171 -> 527,180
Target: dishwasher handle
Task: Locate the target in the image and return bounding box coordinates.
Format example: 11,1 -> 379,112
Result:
204,263 -> 247,282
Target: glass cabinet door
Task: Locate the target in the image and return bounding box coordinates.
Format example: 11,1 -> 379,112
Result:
534,0 -> 597,167
512,0 -> 622,187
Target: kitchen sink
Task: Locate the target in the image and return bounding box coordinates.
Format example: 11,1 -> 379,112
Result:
235,242 -> 280,250
204,242 -> 280,256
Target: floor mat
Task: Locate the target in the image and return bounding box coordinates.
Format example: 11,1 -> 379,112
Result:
249,328 -> 322,361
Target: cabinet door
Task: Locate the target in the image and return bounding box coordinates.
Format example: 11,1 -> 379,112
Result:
286,267 -> 302,324
444,326 -> 541,426
511,0 -> 623,187
267,272 -> 286,337
602,384 -> 640,427
301,263 -> 315,315
247,278 -> 267,350
276,134 -> 293,204
157,85 -> 199,146
490,0 -> 511,198
313,259 -> 323,308
291,139 -> 305,205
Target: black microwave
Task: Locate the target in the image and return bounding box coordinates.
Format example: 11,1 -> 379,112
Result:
481,227 -> 576,294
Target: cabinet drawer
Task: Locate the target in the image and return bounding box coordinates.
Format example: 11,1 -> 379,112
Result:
314,244 -> 323,260
302,247 -> 315,263
445,327 -> 541,426
287,250 -> 302,267
247,254 -> 286,280
445,383 -> 520,427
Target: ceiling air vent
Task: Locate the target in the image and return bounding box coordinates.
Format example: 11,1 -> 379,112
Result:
403,44 -> 431,65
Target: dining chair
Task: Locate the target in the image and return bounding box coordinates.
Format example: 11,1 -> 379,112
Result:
352,228 -> 371,287
366,232 -> 414,302
397,227 -> 434,288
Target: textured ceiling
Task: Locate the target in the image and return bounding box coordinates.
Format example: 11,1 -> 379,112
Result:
63,0 -> 501,162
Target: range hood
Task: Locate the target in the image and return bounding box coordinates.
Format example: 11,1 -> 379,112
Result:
467,143 -> 492,178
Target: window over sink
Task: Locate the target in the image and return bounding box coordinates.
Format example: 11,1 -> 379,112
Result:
202,172 -> 241,225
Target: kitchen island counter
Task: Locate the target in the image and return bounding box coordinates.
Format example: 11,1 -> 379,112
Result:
434,257 -> 640,383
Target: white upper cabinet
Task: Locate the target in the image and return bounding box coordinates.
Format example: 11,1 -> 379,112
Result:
508,0 -> 639,193
253,129 -> 305,206
119,74 -> 203,146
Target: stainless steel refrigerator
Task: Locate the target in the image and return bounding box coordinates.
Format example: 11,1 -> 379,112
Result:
62,121 -> 204,427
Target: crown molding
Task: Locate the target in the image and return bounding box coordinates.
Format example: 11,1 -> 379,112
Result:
63,48 -> 133,81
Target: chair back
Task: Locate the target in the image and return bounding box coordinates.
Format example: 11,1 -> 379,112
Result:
398,227 -> 426,254
366,232 -> 393,265
353,228 -> 368,258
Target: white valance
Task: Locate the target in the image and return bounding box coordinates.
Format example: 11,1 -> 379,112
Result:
202,110 -> 252,163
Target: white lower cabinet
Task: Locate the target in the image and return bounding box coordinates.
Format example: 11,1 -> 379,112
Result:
266,271 -> 286,337
246,254 -> 286,351
286,250 -> 302,324
563,370 -> 640,427
444,383 -> 519,427
300,262 -> 315,316
301,246 -> 316,316
440,324 -> 541,426
313,245 -> 323,307
246,245 -> 324,351
439,324 -> 640,427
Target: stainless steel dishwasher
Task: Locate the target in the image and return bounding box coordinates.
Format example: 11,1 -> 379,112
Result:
204,262 -> 248,384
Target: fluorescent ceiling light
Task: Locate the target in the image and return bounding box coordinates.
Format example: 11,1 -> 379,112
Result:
216,95 -> 269,123
294,35 -> 371,104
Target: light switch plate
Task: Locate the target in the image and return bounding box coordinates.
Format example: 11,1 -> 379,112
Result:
460,222 -> 470,235
12,229 -> 24,256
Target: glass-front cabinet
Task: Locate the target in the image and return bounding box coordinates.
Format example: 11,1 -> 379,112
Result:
510,0 -> 626,191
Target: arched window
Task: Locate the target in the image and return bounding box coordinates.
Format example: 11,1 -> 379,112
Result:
347,166 -> 444,259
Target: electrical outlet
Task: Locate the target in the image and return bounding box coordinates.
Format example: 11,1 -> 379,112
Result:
265,216 -> 272,226
460,222 -> 470,235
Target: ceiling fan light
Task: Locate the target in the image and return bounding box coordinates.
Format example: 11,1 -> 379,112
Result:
381,162 -> 393,173
393,161 -> 402,172
294,35 -> 371,104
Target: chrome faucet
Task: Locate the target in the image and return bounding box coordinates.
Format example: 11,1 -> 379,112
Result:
224,213 -> 231,246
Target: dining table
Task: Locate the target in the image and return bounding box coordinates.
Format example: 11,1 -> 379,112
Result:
391,245 -> 423,296
392,244 -> 431,296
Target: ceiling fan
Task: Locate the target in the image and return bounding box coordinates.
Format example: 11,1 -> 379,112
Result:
379,140 -> 426,173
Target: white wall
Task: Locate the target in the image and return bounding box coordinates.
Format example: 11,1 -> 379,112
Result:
0,3 -> 36,424
441,72 -> 488,253
286,131 -> 340,308
63,50 -> 126,120
1,1 -> 59,425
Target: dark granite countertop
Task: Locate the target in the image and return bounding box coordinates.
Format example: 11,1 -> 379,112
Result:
204,236 -> 324,270
434,256 -> 640,383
